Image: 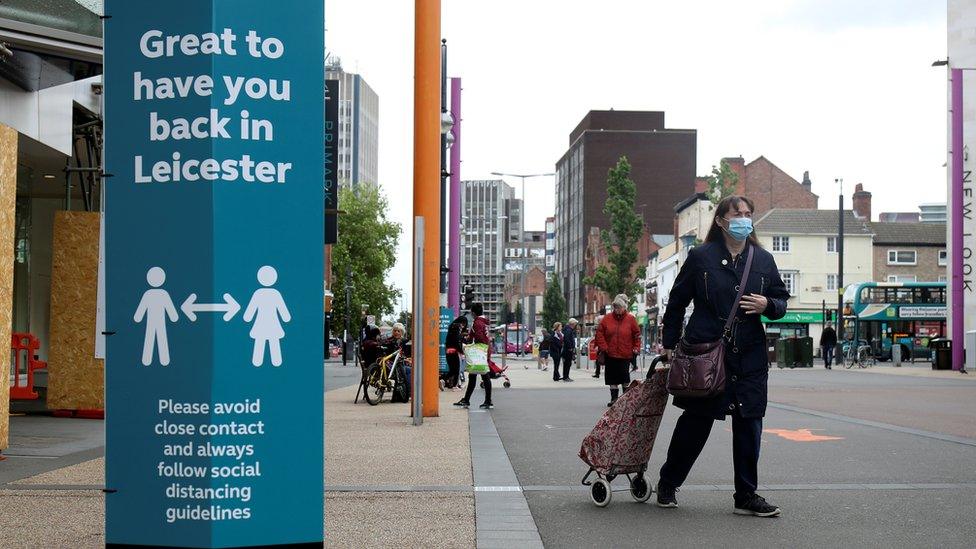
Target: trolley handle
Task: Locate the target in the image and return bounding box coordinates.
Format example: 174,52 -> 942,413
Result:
646,354 -> 669,380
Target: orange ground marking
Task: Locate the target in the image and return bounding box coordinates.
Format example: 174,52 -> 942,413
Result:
763,428 -> 844,442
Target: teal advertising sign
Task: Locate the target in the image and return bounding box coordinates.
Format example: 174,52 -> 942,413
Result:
104,1 -> 324,546
439,307 -> 455,374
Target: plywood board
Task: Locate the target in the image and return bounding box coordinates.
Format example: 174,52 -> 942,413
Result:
48,211 -> 104,410
0,125 -> 17,450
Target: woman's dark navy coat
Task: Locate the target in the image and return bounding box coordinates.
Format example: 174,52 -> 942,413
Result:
662,241 -> 790,420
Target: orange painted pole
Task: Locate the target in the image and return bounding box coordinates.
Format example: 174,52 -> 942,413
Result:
414,0 -> 441,417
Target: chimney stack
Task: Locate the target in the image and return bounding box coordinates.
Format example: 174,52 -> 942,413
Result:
852,183 -> 872,220
801,170 -> 812,191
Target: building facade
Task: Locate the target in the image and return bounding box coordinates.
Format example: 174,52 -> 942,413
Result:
695,157 -> 819,217
554,110 -> 696,318
545,217 -> 555,279
326,55 -> 378,188
918,203 -> 947,224
754,209 -> 874,346
460,179 -> 515,319
870,222 -> 947,283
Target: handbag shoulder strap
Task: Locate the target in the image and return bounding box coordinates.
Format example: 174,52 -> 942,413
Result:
723,245 -> 755,335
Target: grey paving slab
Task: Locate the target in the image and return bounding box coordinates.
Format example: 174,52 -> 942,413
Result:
468,409 -> 543,549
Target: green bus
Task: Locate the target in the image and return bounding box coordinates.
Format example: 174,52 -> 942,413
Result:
841,281 -> 946,362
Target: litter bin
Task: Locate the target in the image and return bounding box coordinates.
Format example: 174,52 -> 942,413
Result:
929,338 -> 952,370
794,336 -> 813,368
892,343 -> 903,367
775,338 -> 795,369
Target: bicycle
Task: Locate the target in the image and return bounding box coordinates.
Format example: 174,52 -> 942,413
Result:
363,344 -> 411,405
844,344 -> 875,368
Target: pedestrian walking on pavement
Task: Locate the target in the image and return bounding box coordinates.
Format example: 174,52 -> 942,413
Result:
820,325 -> 837,370
657,195 -> 790,517
455,303 -> 495,409
550,322 -> 565,381
538,329 -> 551,371
561,319 -> 579,382
594,294 -> 641,407
445,315 -> 469,389
592,314 -> 604,378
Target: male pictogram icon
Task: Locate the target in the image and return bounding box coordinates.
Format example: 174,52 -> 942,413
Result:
133,267 -> 179,366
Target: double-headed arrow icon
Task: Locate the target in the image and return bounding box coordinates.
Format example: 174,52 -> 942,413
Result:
181,293 -> 241,322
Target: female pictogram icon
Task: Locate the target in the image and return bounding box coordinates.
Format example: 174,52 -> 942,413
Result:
243,266 -> 291,366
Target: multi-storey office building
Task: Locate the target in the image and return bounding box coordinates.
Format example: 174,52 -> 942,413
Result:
554,110 -> 696,318
460,179 -> 516,319
326,55 -> 378,188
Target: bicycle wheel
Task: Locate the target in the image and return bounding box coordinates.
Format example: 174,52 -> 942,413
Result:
364,363 -> 386,405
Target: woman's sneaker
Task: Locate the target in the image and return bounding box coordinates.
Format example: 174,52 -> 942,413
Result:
453,399 -> 470,408
733,493 -> 781,517
656,482 -> 678,508
479,402 -> 494,409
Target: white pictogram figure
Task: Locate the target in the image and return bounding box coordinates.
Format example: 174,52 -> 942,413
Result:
243,266 -> 291,367
133,267 -> 179,366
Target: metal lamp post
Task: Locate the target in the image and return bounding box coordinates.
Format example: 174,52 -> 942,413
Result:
835,177 -> 844,363
439,39 -> 455,299
490,171 -> 555,356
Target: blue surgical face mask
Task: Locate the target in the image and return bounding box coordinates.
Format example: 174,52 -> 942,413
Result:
725,217 -> 753,241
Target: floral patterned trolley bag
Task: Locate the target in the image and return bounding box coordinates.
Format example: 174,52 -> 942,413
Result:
579,357 -> 670,507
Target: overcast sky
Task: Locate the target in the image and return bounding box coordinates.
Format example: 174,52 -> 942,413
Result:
325,0 -> 948,307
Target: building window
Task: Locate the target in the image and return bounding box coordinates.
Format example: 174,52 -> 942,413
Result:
887,250 -> 917,265
887,275 -> 917,283
772,236 -> 790,253
938,249 -> 947,266
826,274 -> 837,292
782,272 -> 796,295
826,236 -> 837,253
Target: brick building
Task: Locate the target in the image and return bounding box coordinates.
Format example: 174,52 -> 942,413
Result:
695,156 -> 819,216
555,110 -> 697,318
582,227 -> 659,326
870,223 -> 947,283
849,184 -> 947,283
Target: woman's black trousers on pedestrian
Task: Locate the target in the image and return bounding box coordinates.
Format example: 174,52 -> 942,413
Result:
552,353 -> 562,380
659,408 -> 762,498
446,353 -> 461,388
463,373 -> 491,404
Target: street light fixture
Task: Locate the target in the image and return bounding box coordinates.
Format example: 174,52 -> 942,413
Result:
490,171 -> 555,355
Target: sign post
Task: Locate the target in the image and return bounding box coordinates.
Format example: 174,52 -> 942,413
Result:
104,1 -> 324,546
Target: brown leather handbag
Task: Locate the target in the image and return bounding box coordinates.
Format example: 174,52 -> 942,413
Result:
667,246 -> 754,398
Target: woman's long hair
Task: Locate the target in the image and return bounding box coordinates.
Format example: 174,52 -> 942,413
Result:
704,195 -> 762,248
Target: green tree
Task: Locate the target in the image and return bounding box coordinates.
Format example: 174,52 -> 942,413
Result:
396,310 -> 413,337
705,159 -> 739,204
542,276 -> 568,331
583,156 -> 647,300
514,302 -> 524,325
332,185 -> 402,338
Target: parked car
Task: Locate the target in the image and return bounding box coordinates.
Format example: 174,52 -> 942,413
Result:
328,337 -> 342,358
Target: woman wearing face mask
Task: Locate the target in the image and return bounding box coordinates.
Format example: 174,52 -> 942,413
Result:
656,195 -> 790,518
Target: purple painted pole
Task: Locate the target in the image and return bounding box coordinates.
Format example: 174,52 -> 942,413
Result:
448,77 -> 462,315
951,69 -> 965,371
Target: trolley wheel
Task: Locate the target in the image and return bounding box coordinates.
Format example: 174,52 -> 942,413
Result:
590,478 -> 612,507
503,380 -> 511,388
629,475 -> 652,503
363,364 -> 385,406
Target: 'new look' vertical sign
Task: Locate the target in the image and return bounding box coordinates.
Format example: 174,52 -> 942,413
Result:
104,1 -> 324,546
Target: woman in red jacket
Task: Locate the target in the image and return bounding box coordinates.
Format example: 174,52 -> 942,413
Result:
594,294 -> 641,406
